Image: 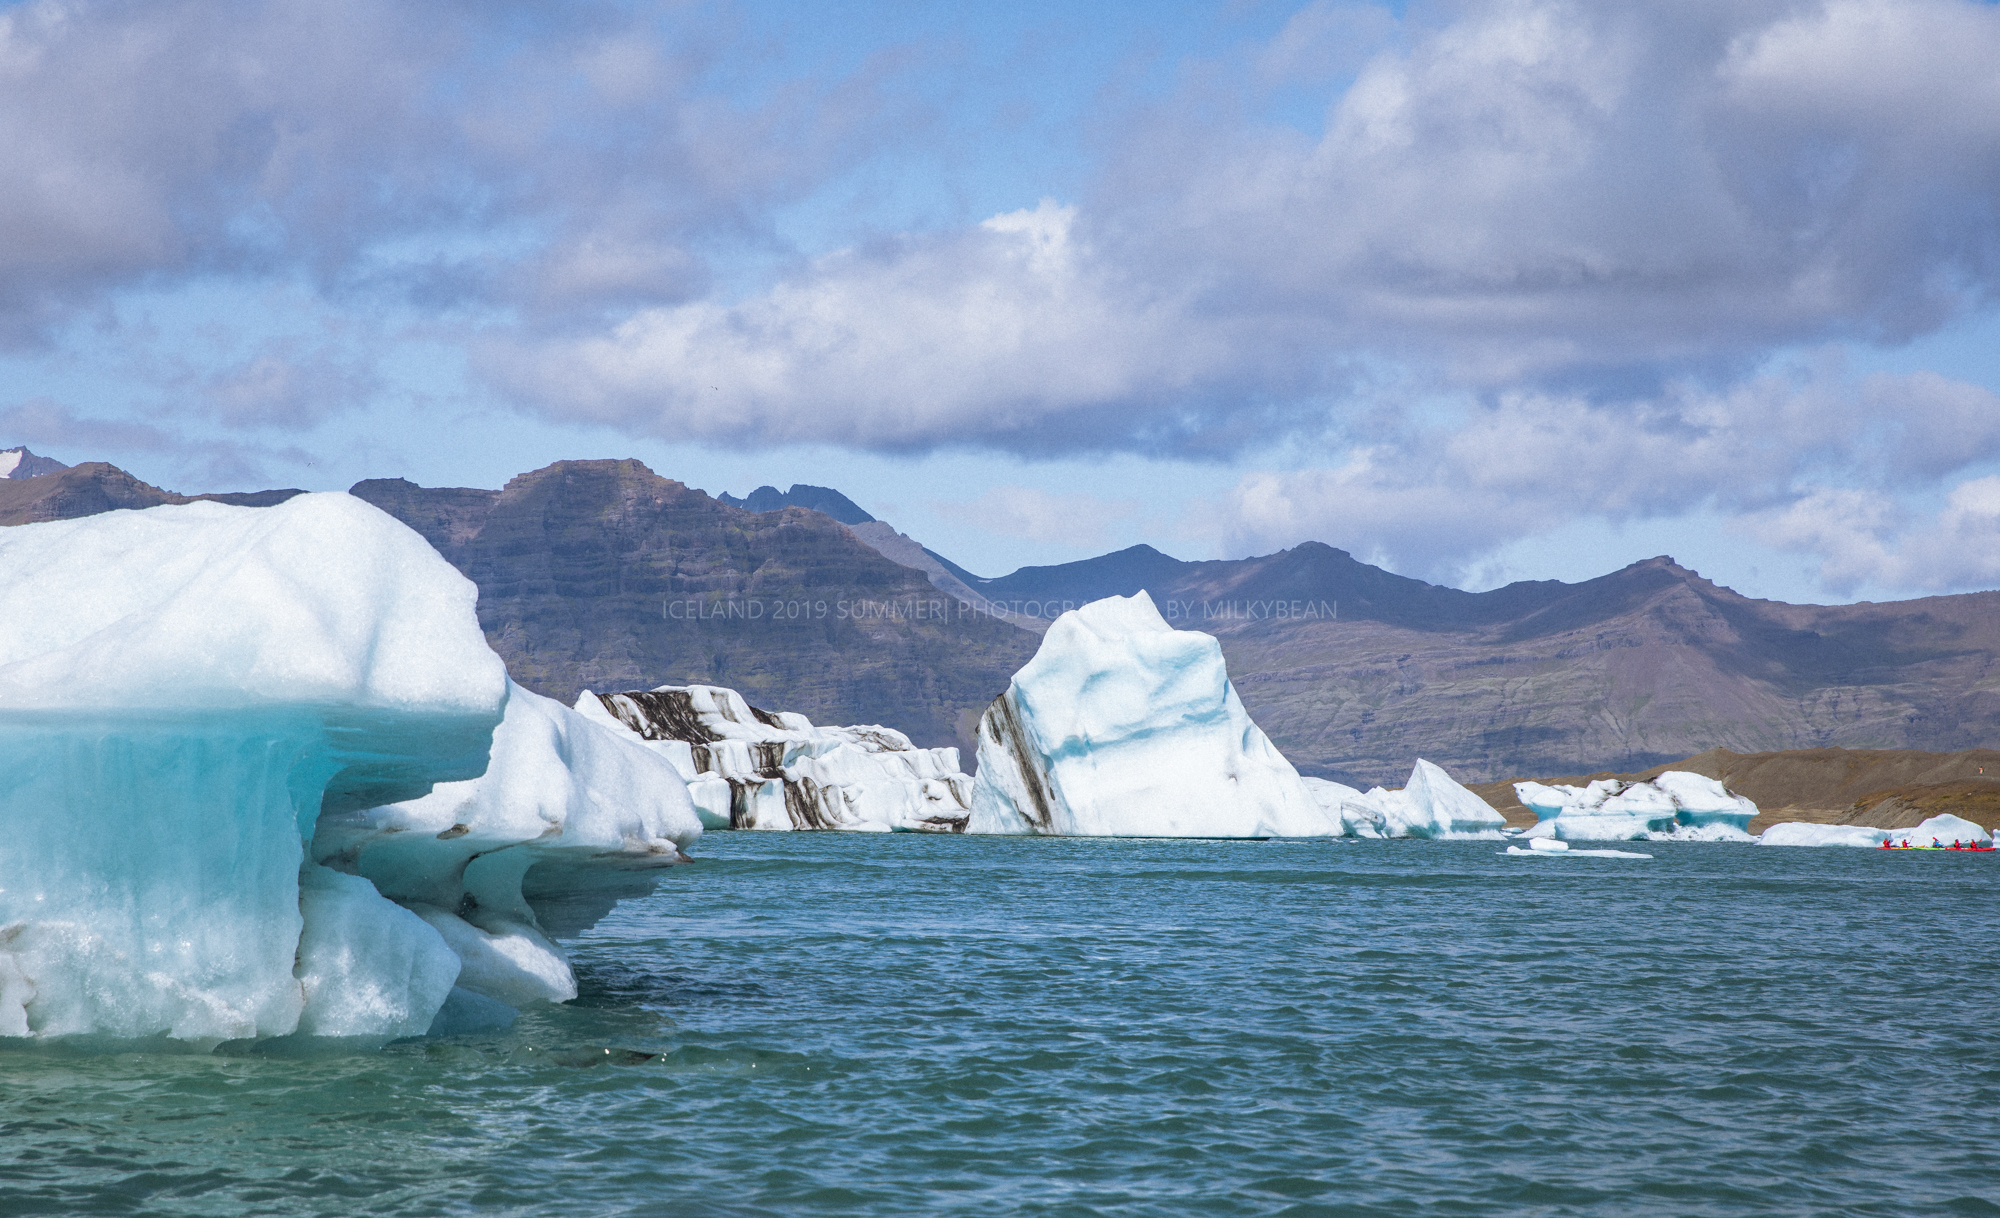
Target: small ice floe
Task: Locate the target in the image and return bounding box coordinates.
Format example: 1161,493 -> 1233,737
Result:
1303,761 -> 1508,840
1515,771 -> 1755,842
1503,838 -> 1652,859
1758,813 -> 1993,849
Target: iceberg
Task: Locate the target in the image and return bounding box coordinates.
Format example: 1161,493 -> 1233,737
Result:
967,592 -> 1338,837
314,681 -> 700,1018
0,494 -> 695,1046
577,685 -> 971,832
1758,813 -> 1992,849
1515,771 -> 1756,841
1303,762 -> 1507,839
1503,838 -> 1653,859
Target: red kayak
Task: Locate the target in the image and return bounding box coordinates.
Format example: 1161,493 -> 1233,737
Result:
1879,839 -> 1995,851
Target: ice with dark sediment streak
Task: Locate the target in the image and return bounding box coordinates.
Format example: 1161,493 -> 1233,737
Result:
967,591 -> 1338,837
577,684 -> 973,832
0,494 -> 698,1047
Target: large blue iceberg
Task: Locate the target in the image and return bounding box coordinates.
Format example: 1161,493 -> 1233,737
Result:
0,494 -> 698,1046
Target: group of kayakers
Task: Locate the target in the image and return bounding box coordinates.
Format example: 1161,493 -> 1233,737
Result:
1878,836 -> 1993,850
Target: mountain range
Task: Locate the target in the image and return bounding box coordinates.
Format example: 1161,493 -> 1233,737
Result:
6,453 -> 1999,784
0,446 -> 68,480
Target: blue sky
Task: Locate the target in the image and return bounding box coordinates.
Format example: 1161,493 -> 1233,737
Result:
5,0 -> 2000,603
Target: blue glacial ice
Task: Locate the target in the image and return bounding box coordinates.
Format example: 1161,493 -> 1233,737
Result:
1514,771 -> 1756,842
0,494 -> 697,1046
313,680 -> 700,1021
968,591 -> 1337,837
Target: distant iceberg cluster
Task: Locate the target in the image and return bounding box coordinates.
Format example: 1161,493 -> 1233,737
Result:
578,685 -> 972,833
1514,772 -> 1757,841
0,495 -> 697,1045
1303,762 -> 1508,839
966,591 -> 1503,839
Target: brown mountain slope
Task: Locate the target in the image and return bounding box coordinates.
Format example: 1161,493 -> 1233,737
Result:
0,463 -> 304,524
1211,559 -> 2000,786
352,461 -> 1039,754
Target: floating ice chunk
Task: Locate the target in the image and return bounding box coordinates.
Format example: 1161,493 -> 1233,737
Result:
1504,844 -> 1653,859
967,592 -> 1335,838
1302,762 -> 1504,839
1757,822 -> 1891,848
1516,771 -> 1756,841
315,681 -> 700,1007
1399,759 -> 1508,838
295,865 -> 461,1040
0,495 -> 508,1045
1759,813 -> 1992,848
1302,777 -> 1384,837
578,684 -> 973,832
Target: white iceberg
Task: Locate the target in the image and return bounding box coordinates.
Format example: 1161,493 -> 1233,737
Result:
577,684 -> 971,833
314,680 -> 700,1019
1515,771 -> 1757,841
967,592 -> 1337,838
0,494 -> 696,1046
1303,762 -> 1507,839
1758,813 -> 1992,849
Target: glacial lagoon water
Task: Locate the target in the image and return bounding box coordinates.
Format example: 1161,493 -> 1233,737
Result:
4,834 -> 1999,1217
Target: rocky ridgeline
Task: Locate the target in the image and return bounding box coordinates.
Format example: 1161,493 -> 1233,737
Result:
11,456 -> 2000,785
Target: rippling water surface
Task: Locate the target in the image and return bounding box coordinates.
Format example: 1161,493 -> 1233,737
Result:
5,835 -> 1999,1216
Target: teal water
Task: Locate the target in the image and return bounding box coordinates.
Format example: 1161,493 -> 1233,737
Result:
4,834 -> 1998,1216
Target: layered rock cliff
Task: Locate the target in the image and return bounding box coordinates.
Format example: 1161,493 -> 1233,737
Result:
352,461 -> 1039,755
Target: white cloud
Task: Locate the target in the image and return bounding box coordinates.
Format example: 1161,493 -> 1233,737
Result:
0,0 -> 893,343
485,200 -> 1326,452
1202,363 -> 2000,586
1748,477 -> 2000,595
495,0 -> 2000,459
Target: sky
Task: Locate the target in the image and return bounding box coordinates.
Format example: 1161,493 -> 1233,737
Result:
4,0 -> 2000,603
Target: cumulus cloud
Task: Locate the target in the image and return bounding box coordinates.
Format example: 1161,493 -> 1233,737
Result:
494,0 -> 2000,457
1201,363 -> 2000,583
0,0 -> 893,343
1749,478 -> 2000,595
484,200 -> 1340,452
